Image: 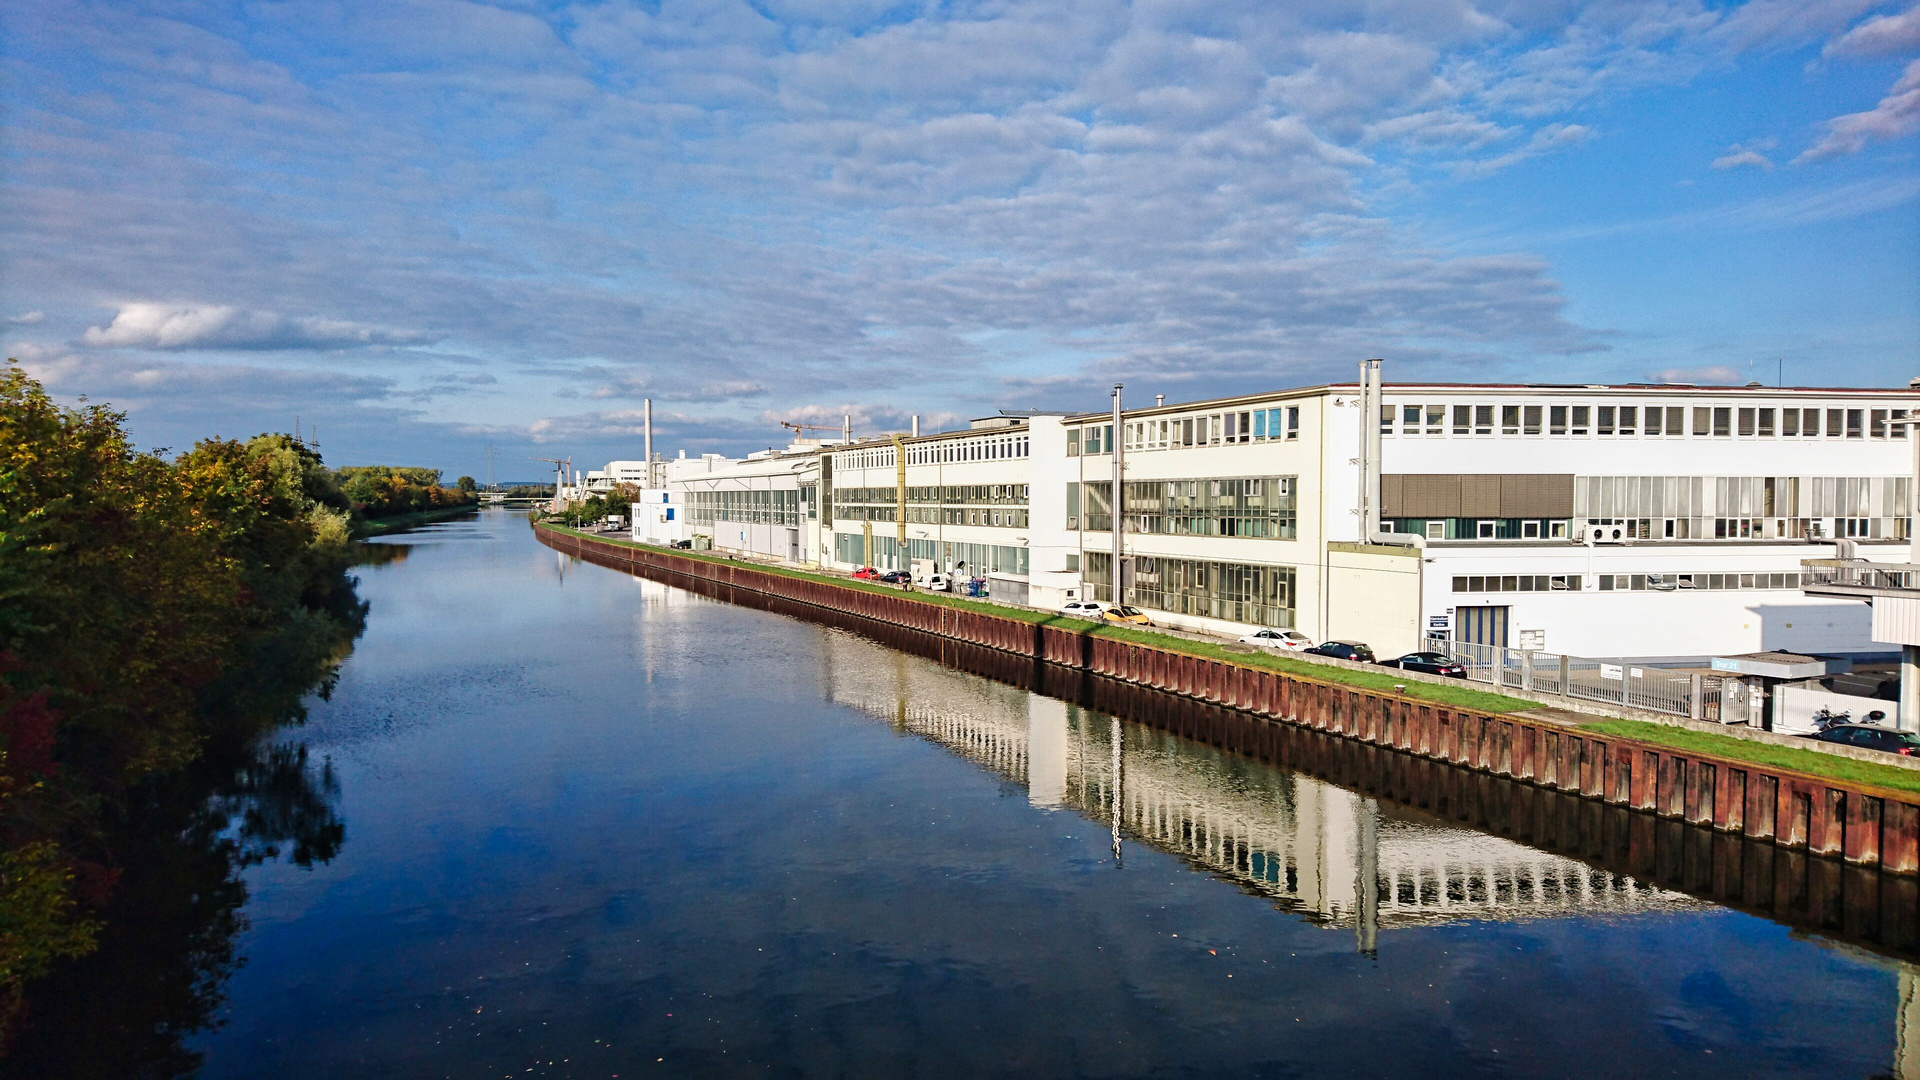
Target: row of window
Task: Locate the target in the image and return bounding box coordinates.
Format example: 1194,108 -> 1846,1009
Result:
1071,407 -> 1304,456
1390,403 -> 1910,440
1387,513 -> 1909,542
1451,571 -> 1804,594
835,484 -> 1030,506
1085,552 -> 1297,628
684,489 -> 802,528
833,533 -> 1031,576
1073,477 -> 1299,539
901,436 -> 1029,465
1578,475 -> 1909,520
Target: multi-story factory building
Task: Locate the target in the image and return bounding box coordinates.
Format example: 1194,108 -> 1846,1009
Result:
631,375 -> 1919,664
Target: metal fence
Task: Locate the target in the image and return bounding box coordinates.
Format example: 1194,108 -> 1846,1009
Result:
1427,635 -> 1724,721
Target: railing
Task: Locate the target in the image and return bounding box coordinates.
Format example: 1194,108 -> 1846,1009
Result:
1427,635 -> 1721,721
1802,558 -> 1920,594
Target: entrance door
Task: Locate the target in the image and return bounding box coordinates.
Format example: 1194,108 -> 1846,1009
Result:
1455,605 -> 1510,648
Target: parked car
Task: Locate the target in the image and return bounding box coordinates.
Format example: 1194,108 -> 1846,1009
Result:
1102,606 -> 1153,626
1379,651 -> 1467,677
1305,640 -> 1375,663
670,539 -> 692,549
851,567 -> 883,580
920,573 -> 953,592
1238,629 -> 1312,651
1804,724 -> 1920,756
877,570 -> 913,584
1060,600 -> 1107,619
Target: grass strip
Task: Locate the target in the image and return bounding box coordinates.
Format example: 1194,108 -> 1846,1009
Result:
538,523 -> 1536,716
358,503 -> 480,536
1581,719 -> 1920,797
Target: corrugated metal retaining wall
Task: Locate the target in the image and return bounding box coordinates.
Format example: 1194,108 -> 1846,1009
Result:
538,525 -> 1920,876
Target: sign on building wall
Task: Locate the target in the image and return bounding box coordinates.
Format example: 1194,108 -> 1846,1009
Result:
1517,628 -> 1546,651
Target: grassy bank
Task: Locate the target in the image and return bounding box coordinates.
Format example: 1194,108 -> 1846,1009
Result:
1581,719 -> 1920,798
539,523 -> 1920,798
358,503 -> 479,536
536,523 -> 1536,715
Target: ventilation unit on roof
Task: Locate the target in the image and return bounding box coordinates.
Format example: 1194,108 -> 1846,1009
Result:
1586,525 -> 1626,546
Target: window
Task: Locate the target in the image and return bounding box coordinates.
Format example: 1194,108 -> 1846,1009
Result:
1474,405 -> 1494,435
1425,520 -> 1445,540
1758,408 -> 1775,436
1476,520 -> 1495,538
1498,405 -> 1518,435
1897,409 -> 1911,440
1848,409 -> 1864,438
1828,408 -> 1844,437
1453,405 -> 1471,435
1285,407 -> 1300,440
1426,405 -> 1444,435
1645,407 -> 1664,436
1378,406 -> 1392,436
1550,405 -> 1568,435
1253,410 -> 1268,439
1523,404 -> 1542,435
1598,405 -> 1615,436
1694,407 -> 1711,436
1802,409 -> 1820,436
1522,520 -> 1541,538
1713,407 -> 1731,436
1738,408 -> 1755,436
1619,406 -> 1636,433
1666,406 -> 1684,435
1571,406 -> 1590,436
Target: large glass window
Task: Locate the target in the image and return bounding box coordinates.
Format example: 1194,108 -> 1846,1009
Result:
1085,552 -> 1296,627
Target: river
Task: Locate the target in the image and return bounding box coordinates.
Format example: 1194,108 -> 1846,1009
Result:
34,509 -> 1920,1077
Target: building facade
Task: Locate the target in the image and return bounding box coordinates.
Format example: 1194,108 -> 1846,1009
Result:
626,378 -> 1919,663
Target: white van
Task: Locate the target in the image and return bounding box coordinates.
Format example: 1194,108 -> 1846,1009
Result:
920,573 -> 953,592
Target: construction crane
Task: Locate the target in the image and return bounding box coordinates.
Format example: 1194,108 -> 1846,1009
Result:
781,420 -> 842,439
532,456 -> 572,511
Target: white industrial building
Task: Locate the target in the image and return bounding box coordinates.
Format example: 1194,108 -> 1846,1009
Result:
604,371 -> 1919,669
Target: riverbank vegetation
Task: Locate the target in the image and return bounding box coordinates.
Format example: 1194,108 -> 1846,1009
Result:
533,483 -> 639,529
334,466 -> 478,532
0,364 -> 367,1042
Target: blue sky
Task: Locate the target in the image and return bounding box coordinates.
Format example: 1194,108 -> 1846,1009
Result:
4,0 -> 1917,476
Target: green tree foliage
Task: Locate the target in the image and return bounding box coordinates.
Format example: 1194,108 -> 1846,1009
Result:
332,465 -> 477,521
456,475 -> 476,494
0,363 -> 367,1040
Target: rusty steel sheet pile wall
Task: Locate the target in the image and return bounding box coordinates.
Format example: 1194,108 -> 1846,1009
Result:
537,525 -> 1920,880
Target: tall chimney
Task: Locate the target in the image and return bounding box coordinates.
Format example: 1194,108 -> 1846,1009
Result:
843,414 -> 852,443
1156,395 -> 1164,407
644,398 -> 654,486
1112,384 -> 1124,607
911,414 -> 920,437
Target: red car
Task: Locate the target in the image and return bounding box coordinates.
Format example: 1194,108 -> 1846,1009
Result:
851,567 -> 883,580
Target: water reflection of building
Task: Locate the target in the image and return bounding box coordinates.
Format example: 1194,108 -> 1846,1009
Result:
819,632 -> 1698,952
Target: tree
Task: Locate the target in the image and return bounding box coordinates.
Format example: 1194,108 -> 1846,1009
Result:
456,475 -> 476,494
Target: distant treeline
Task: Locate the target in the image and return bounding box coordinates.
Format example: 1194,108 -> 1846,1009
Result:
333,466 -> 478,521
0,364 -> 371,1040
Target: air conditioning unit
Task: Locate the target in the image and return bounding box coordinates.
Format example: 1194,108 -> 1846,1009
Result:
1587,525 -> 1626,545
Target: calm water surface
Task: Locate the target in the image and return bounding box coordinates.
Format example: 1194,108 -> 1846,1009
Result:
186,511 -> 1912,1078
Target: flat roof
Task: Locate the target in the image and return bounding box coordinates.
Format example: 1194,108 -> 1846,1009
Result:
1061,381 -> 1920,423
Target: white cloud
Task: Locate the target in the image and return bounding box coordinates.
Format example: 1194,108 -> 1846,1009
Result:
1823,5 -> 1920,57
81,303 -> 438,350
1798,58 -> 1920,161
1712,138 -> 1776,169
1452,123 -> 1596,176
1648,365 -> 1743,384
6,311 -> 44,325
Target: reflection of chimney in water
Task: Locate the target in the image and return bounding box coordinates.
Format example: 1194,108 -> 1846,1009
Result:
1027,698 -> 1068,808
